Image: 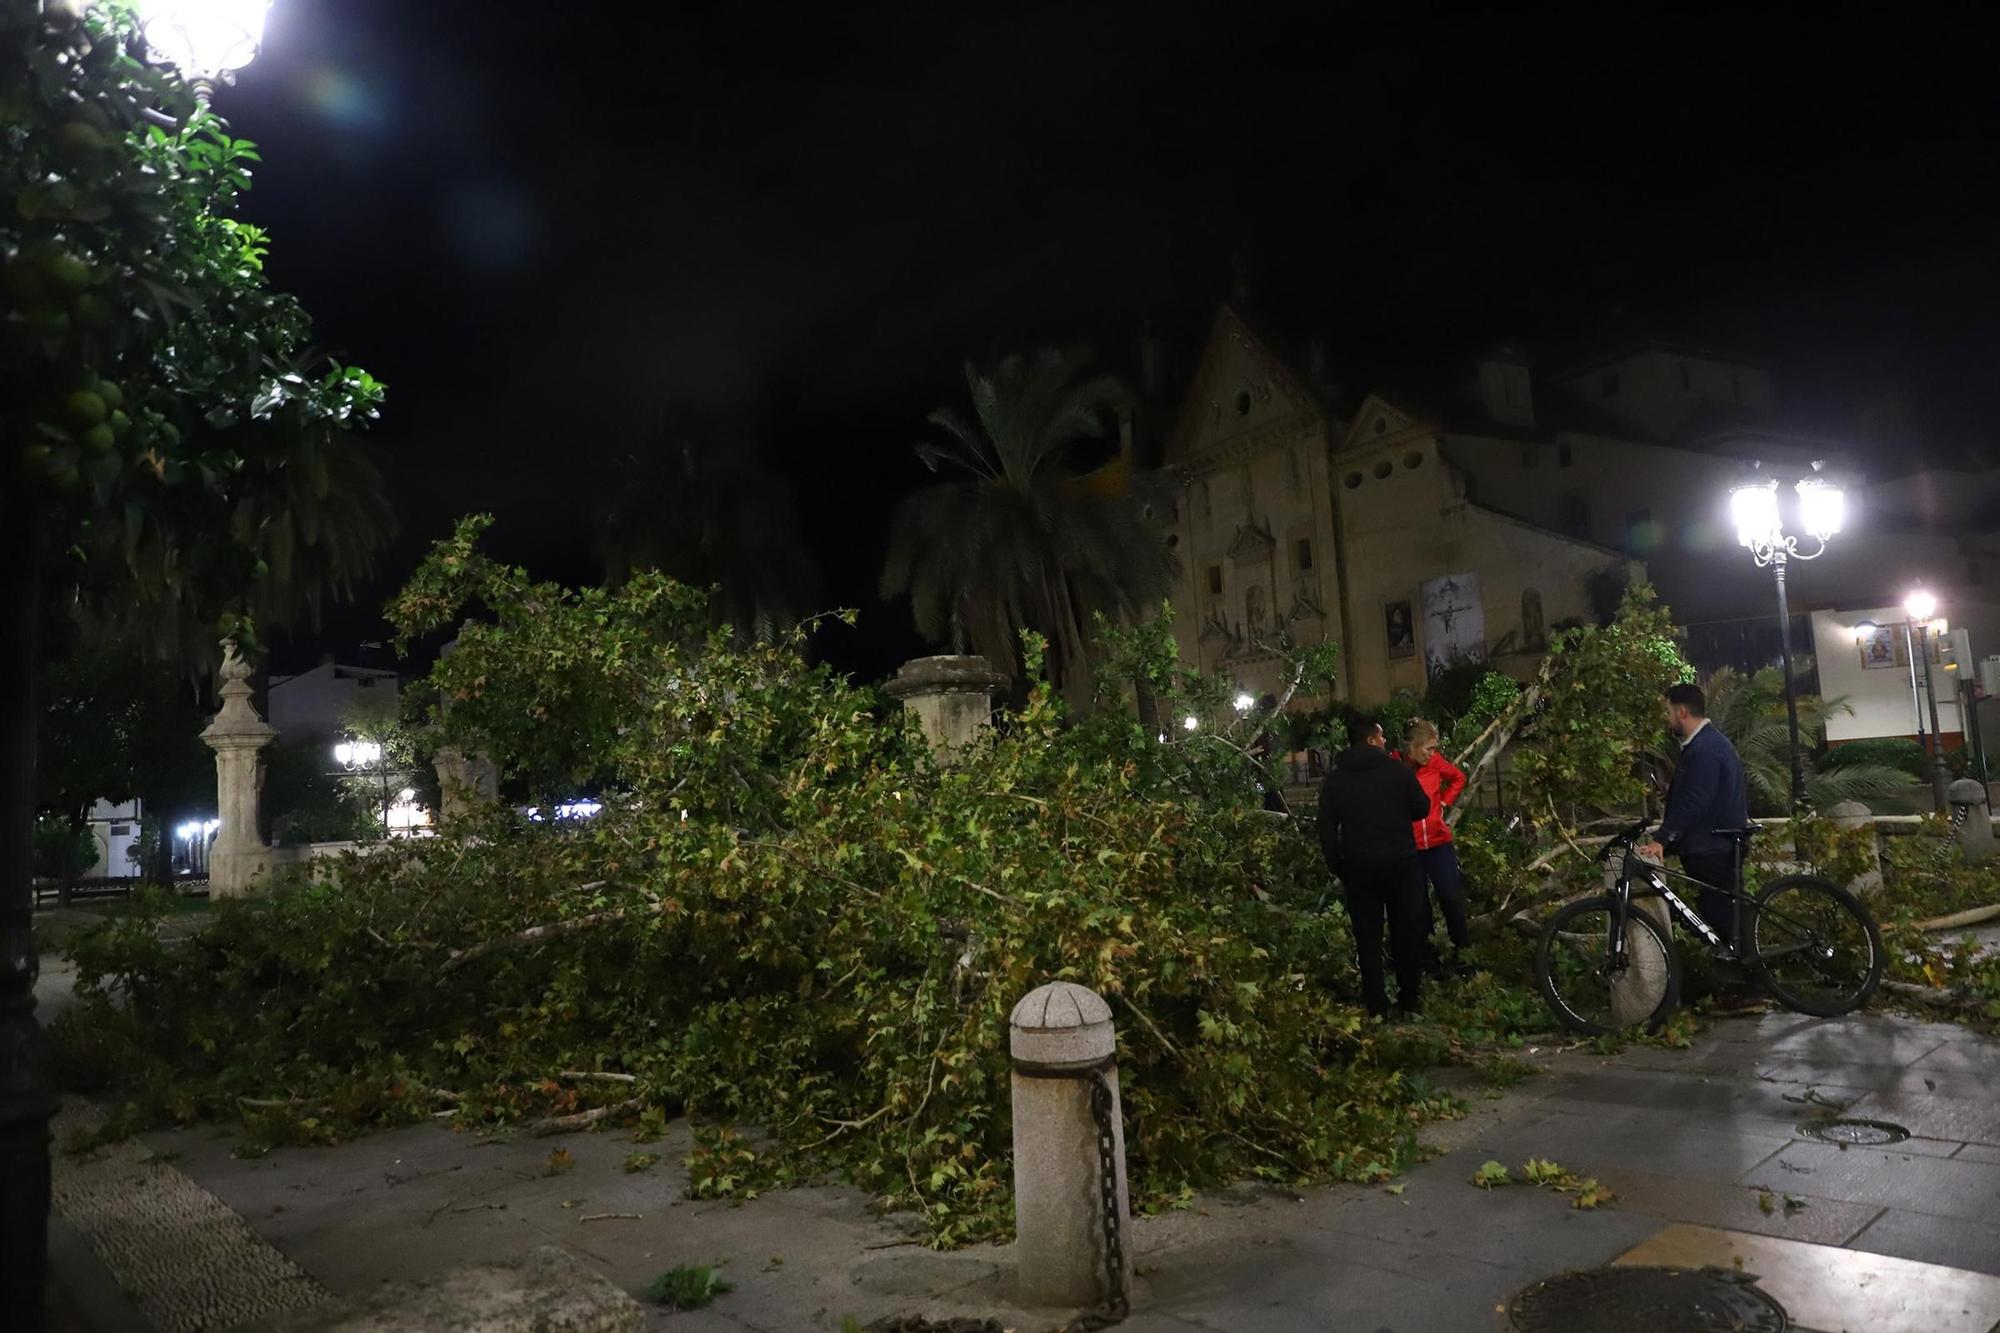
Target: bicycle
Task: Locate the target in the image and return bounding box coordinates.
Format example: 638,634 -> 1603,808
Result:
1533,819 -> 1884,1035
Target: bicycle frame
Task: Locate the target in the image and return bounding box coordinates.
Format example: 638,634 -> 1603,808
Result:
1604,841 -> 1830,970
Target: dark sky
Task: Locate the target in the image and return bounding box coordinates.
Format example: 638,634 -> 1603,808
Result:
223,0 -> 2000,677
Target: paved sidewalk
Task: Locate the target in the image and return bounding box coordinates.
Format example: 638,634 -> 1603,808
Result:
43,1006 -> 2000,1331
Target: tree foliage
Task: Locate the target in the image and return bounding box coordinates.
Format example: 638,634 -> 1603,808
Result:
1700,667 -> 1916,815
58,519 -> 1460,1245
4,0 -> 389,655
880,349 -> 1177,690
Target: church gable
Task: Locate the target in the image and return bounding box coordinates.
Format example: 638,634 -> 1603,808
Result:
1167,305 -> 1322,464
1338,393 -> 1424,451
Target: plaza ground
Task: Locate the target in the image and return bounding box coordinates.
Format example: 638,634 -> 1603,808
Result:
35,928 -> 2000,1333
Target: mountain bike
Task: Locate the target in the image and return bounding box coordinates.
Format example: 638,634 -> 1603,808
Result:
1533,819 -> 1883,1035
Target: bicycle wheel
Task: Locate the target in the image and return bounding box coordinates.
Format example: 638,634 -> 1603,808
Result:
1535,895 -> 1681,1035
1748,874 -> 1883,1017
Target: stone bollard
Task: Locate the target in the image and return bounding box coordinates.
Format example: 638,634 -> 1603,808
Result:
1825,800 -> 1883,891
202,639 -> 276,898
884,655 -> 1007,761
1009,982 -> 1132,1311
1949,779 -> 1995,864
1607,855 -> 1671,1027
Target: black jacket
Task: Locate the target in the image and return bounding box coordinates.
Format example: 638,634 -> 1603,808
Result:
1658,721 -> 1750,857
1316,744 -> 1431,874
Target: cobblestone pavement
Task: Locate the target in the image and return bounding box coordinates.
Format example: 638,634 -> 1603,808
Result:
39,998 -> 2000,1331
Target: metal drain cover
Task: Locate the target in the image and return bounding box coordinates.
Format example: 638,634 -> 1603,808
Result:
1509,1265 -> 1787,1332
1799,1117 -> 1910,1146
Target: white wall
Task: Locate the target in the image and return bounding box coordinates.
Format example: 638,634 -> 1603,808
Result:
1809,605 -> 2000,743
267,662 -> 400,744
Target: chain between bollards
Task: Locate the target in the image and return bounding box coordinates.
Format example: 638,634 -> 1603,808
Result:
1012,1054 -> 1127,1328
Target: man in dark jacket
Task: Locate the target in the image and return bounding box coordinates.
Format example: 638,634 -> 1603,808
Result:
1318,716 -> 1433,1018
1640,683 -> 1751,943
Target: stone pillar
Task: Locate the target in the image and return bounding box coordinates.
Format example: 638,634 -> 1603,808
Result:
1610,854 -> 1672,1027
1949,779 -> 1995,863
1009,981 -> 1131,1310
1825,800 -> 1883,891
201,640 -> 276,898
883,655 -> 1006,760
433,745 -> 499,824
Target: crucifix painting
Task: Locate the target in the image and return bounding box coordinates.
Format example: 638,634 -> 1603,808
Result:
1419,572 -> 1485,676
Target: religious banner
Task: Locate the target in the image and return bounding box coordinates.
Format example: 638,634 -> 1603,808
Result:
1419,572 -> 1485,676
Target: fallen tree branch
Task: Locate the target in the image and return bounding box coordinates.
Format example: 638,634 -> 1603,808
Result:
443,909 -> 626,973
1882,979 -> 1987,1014
236,1096 -> 304,1109
1914,903 -> 2000,933
558,1070 -> 638,1085
579,1212 -> 644,1222
530,1096 -> 644,1136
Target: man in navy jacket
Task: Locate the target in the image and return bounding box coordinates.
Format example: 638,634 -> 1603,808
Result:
1640,683 -> 1750,942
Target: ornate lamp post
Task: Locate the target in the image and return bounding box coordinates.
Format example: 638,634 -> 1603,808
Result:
334,738 -> 393,835
1731,467 -> 1846,812
3,8 -> 276,1327
1902,588 -> 1955,810
137,0 -> 273,104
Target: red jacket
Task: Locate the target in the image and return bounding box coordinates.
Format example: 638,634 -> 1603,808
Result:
1396,751 -> 1466,849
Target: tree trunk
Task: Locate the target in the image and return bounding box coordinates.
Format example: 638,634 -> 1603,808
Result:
0,486 -> 54,1331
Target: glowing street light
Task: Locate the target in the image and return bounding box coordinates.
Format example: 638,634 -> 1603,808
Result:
1233,692 -> 1256,713
138,0 -> 273,99
1728,464 -> 1846,812
333,736 -> 393,833
1181,715 -> 1200,732
1903,587 -> 1954,808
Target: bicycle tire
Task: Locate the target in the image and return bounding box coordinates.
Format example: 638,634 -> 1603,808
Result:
1534,894 -> 1681,1036
1748,874 -> 1884,1017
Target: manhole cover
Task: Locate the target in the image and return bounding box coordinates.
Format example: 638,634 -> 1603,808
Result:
1509,1265 -> 1787,1332
1799,1117 -> 1910,1146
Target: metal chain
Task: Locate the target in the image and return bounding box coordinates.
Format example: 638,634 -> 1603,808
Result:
1087,1071 -> 1128,1322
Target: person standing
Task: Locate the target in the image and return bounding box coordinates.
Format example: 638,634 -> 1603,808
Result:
1639,683 -> 1750,943
1399,719 -> 1472,976
1318,716 -> 1433,1018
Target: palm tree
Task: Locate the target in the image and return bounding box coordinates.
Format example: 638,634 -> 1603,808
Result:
1702,666 -> 1918,814
880,350 -> 1177,689
600,406 -> 814,640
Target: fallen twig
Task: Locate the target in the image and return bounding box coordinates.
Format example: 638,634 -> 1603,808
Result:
529,1096 -> 645,1136
443,909 -> 626,972
558,1070 -> 638,1085
236,1096 -> 303,1109
579,1212 -> 643,1222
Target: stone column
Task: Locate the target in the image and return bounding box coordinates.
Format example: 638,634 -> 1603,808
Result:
1009,981 -> 1132,1310
883,655 -> 1006,761
1824,800 -> 1882,891
201,640 -> 276,898
433,745 -> 499,824
1949,779 -> 1995,864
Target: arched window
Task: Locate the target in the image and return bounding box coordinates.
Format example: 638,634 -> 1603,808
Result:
1521,588 -> 1546,651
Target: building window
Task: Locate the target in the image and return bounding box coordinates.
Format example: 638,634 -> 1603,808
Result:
1521,589 -> 1546,651
1374,459 -> 1393,479
1557,493 -> 1591,537
1295,538 -> 1313,571
1624,508 -> 1659,554
1601,373 -> 1620,397
1235,389 -> 1252,416
1557,443 -> 1573,467
1403,451 -> 1423,469
1206,565 -> 1223,595
1344,471 -> 1363,489
1679,364 -> 1692,390
1373,417 -> 1387,435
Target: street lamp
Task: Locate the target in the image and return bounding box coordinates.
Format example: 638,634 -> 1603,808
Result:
1902,588 -> 1954,810
333,738 -> 393,835
1730,466 -> 1845,812
137,0 -> 273,102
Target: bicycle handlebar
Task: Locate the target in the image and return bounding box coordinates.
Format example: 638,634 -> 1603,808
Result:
1596,818 -> 1654,864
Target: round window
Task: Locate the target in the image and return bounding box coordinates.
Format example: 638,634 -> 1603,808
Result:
1403,451 -> 1423,469
1374,460 -> 1393,479
1344,471 -> 1363,489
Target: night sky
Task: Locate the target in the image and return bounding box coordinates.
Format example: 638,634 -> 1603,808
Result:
223,0 -> 2000,679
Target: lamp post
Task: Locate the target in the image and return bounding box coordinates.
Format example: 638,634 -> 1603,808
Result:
3,9 -> 275,1329
334,738 -> 393,836
137,0 -> 273,104
1731,468 -> 1845,813
1903,588 -> 1954,811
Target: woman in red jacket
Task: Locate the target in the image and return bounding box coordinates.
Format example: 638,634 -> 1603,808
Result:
1400,719 -> 1472,975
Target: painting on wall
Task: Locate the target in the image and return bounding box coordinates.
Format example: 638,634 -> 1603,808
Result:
1419,572 -> 1486,676
1384,600 -> 1415,660
1858,624 -> 1902,671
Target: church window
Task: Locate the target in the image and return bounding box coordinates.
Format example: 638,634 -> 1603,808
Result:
1403,451 -> 1423,469
1344,471 -> 1363,489
1206,565 -> 1223,595
1374,459 -> 1392,480
1235,389 -> 1252,416
1296,538 -> 1313,571
1521,589 -> 1546,651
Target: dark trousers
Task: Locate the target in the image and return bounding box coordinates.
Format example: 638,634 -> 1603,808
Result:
1419,844 -> 1471,953
1679,850 -> 1739,945
1343,857 -> 1427,1016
